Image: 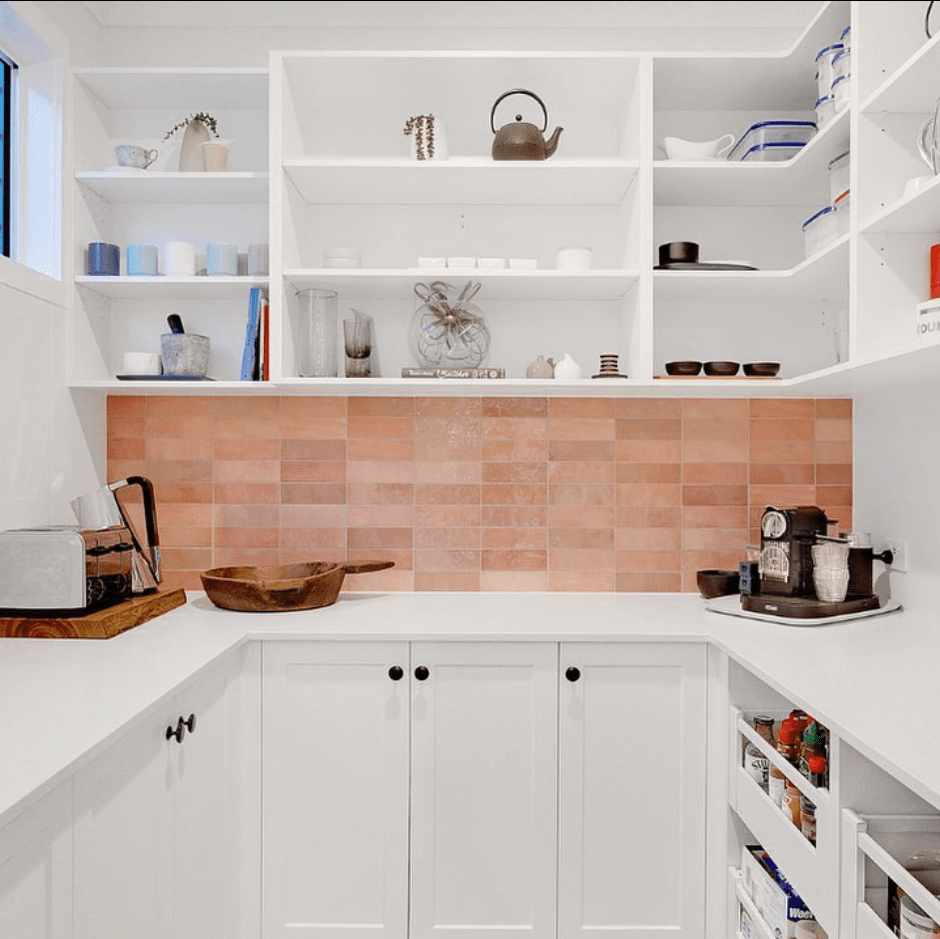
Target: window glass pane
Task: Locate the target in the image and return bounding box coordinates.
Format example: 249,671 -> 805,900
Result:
0,56 -> 11,257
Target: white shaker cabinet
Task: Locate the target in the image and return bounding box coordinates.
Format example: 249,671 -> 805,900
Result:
72,646 -> 259,939
261,640 -> 558,939
0,784 -> 72,939
558,642 -> 707,939
261,640 -> 411,939
409,641 -> 558,939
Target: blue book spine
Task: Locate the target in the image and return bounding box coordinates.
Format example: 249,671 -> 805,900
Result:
239,287 -> 262,381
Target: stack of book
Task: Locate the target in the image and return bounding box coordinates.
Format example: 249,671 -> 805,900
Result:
240,286 -> 270,381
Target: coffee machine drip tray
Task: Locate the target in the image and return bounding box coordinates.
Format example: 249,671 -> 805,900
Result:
706,593 -> 902,627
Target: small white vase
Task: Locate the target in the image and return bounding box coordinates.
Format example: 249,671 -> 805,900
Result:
408,117 -> 448,161
553,353 -> 582,380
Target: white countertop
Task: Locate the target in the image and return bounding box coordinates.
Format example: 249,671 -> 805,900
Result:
0,590 -> 936,827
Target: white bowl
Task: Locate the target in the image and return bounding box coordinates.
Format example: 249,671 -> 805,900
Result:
417,256 -> 446,269
508,258 -> 538,270
662,133 -> 735,161
447,256 -> 476,268
477,257 -> 506,269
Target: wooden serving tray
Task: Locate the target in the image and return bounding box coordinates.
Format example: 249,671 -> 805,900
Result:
0,589 -> 187,639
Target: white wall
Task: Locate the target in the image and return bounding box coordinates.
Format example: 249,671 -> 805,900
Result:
852,384 -> 940,617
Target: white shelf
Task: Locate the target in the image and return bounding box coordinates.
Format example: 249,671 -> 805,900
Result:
283,269 -> 639,301
75,276 -> 269,299
653,235 -> 849,303
653,111 -> 850,207
861,172 -> 940,234
72,67 -> 269,110
282,159 -> 640,206
75,171 -> 269,205
860,31 -> 940,114
654,1 -> 850,111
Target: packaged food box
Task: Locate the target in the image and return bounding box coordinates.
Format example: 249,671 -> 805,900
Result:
728,121 -> 817,162
741,846 -> 817,939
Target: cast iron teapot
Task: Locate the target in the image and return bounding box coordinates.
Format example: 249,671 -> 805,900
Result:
490,88 -> 563,161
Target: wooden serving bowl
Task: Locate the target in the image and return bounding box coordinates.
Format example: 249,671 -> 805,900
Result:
696,569 -> 740,599
200,560 -> 395,612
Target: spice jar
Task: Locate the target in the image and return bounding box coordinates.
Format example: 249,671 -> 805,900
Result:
769,719 -> 801,807
745,715 -> 776,791
801,722 -> 829,785
782,778 -> 803,828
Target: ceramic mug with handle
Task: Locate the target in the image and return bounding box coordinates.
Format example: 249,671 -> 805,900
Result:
115,144 -> 159,169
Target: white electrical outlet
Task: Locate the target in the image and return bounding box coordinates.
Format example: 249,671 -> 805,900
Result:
885,539 -> 909,573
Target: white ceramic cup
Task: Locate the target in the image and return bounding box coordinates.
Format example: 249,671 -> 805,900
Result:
206,242 -> 238,276
556,246 -> 593,270
248,243 -> 270,275
122,351 -> 162,375
164,241 -> 196,276
114,144 -> 158,169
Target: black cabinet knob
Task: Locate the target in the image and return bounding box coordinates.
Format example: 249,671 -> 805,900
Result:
388,665 -> 404,681
165,713 -> 196,743
414,665 -> 430,681
565,666 -> 581,683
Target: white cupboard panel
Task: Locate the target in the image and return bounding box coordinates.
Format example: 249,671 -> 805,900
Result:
262,641 -> 410,939
409,642 -> 557,939
558,642 -> 707,939
0,785 -> 72,939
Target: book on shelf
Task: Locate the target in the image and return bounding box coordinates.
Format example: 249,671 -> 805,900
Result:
401,366 -> 506,379
258,296 -> 270,381
239,287 -> 263,381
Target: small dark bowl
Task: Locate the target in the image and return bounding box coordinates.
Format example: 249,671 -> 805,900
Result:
743,361 -> 781,377
658,241 -> 700,266
696,569 -> 741,599
703,360 -> 740,377
665,360 -> 702,376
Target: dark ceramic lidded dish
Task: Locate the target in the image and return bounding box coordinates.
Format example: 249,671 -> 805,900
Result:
703,361 -> 740,377
696,569 -> 741,599
743,362 -> 781,377
665,360 -> 702,376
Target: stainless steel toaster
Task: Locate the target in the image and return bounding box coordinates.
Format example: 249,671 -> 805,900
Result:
0,525 -> 136,614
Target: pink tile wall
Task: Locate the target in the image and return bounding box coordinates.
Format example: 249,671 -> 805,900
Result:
107,395 -> 853,594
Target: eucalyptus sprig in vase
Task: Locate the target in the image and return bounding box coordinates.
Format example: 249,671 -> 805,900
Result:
163,111 -> 220,171
403,114 -> 448,161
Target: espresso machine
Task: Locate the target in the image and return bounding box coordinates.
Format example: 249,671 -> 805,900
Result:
740,505 -> 892,619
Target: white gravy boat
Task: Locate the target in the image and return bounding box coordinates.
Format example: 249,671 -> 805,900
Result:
662,133 -> 736,161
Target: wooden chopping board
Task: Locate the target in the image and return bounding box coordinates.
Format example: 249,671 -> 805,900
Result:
0,589 -> 187,639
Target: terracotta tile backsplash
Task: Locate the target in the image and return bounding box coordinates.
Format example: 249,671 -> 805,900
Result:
107,396 -> 853,594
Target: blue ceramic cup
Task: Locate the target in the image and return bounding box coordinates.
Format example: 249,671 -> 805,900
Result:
126,243 -> 158,276
87,242 -> 120,276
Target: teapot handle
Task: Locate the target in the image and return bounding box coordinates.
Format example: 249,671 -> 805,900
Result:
490,88 -> 549,135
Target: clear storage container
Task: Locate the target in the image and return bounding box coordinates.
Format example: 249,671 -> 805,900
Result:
727,121 -> 817,161
815,94 -> 836,128
815,43 -> 844,100
832,75 -> 850,112
834,190 -> 850,237
832,48 -> 851,82
802,205 -> 837,258
829,151 -> 850,202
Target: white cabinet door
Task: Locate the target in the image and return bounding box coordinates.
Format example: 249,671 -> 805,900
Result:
72,704 -> 175,939
558,642 -> 707,939
409,642 -> 558,939
0,784 -> 72,939
73,649 -> 254,939
174,645 -> 259,939
262,641 -> 410,939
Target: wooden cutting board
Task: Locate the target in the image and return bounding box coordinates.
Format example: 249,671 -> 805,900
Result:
0,589 -> 187,639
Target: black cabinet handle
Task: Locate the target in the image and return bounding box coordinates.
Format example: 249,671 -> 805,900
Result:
388,665 -> 404,681
565,666 -> 581,683
414,665 -> 430,681
165,713 -> 196,743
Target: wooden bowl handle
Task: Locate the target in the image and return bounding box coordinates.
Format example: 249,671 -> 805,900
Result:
341,560 -> 396,575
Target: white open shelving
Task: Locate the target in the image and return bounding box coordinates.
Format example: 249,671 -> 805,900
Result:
64,0 -> 940,396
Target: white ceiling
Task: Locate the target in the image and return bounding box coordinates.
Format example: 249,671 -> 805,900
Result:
78,1 -> 826,31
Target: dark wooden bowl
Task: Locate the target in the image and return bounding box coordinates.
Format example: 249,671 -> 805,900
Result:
703,360 -> 740,377
696,569 -> 740,599
665,360 -> 702,376
743,361 -> 781,377
201,560 -> 395,612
